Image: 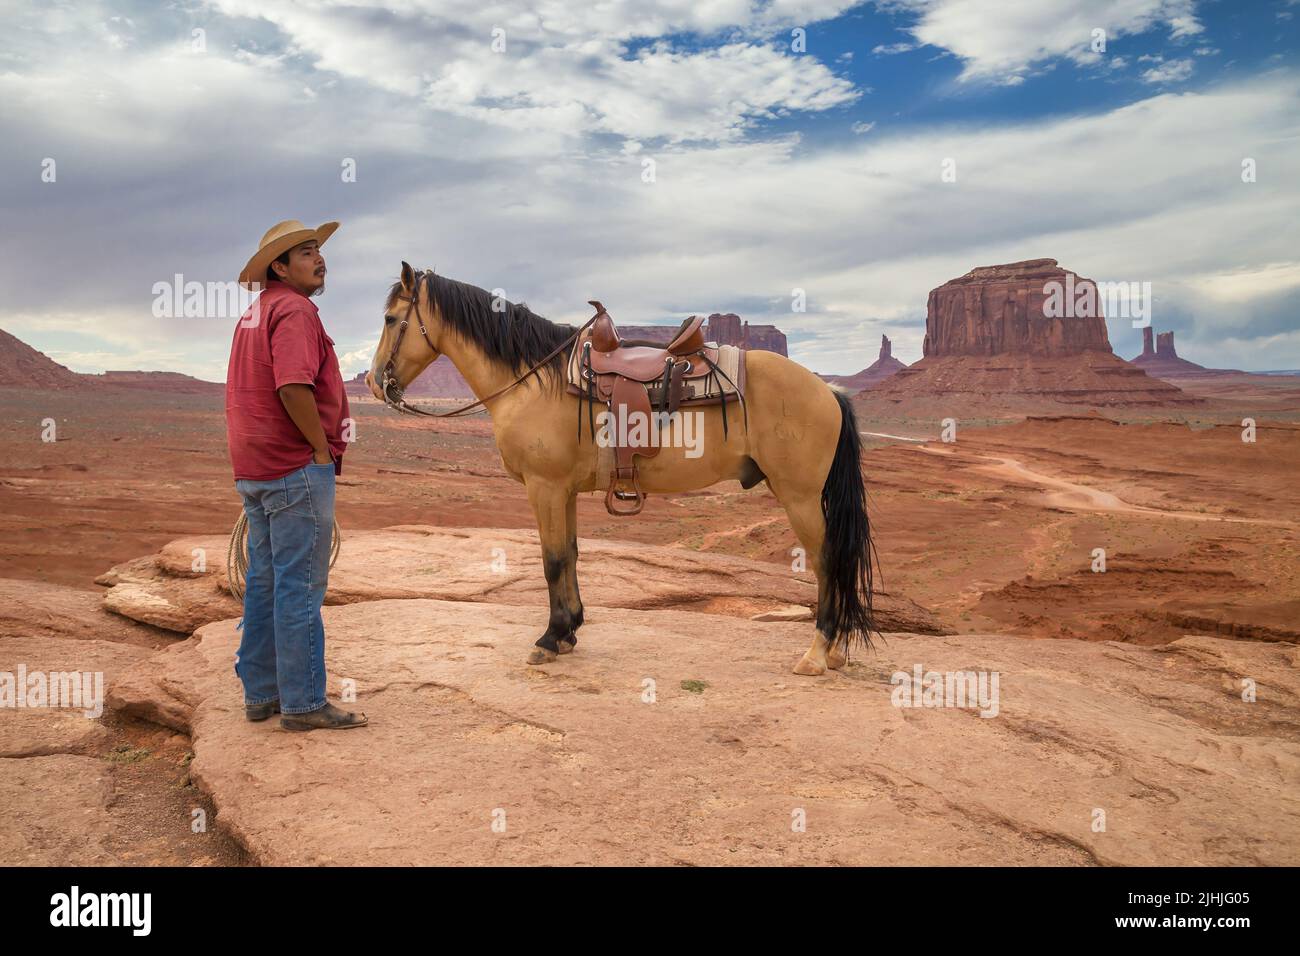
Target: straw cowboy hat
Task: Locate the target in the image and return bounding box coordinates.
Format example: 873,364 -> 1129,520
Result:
239,219 -> 340,289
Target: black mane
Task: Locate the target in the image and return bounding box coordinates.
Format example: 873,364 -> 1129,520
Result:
387,270 -> 575,389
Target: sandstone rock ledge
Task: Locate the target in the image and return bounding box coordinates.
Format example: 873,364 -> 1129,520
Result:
0,614 -> 159,864
108,599 -> 1300,866
96,525 -> 942,636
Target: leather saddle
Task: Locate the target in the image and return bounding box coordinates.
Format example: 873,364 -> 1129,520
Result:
569,301 -> 744,516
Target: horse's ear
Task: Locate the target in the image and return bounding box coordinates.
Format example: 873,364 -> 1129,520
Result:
400,261 -> 415,291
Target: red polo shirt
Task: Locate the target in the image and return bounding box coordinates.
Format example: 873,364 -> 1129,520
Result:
225,280 -> 351,481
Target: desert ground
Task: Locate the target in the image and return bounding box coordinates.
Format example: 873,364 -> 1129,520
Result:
2,375 -> 1298,865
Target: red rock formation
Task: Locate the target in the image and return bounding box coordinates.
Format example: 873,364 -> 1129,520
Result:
612,326 -> 678,345
0,328 -> 85,389
708,313 -> 742,345
923,259 -> 1112,358
607,314 -> 788,356
736,318 -> 788,355
821,334 -> 907,391
85,371 -> 224,394
1130,328 -> 1235,378
864,261 -> 1198,410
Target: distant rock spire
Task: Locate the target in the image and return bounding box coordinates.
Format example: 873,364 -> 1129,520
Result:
1130,327 -> 1221,375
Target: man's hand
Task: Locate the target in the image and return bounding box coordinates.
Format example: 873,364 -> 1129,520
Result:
277,384 -> 333,464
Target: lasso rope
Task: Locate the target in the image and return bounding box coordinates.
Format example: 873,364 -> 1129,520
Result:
226,511 -> 342,599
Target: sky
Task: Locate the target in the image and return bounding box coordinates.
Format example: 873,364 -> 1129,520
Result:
1,0 -> 1297,380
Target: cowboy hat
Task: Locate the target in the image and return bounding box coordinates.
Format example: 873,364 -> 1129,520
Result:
238,219 -> 340,289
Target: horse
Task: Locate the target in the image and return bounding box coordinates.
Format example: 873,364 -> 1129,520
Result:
364,263 -> 877,674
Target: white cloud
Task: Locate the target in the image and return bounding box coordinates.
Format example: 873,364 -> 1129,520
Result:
1167,14 -> 1204,38
337,340 -> 381,376
872,42 -> 917,54
1185,262 -> 1300,303
886,0 -> 1204,84
2,1 -> 1298,379
203,0 -> 862,143
2,308 -> 233,382
1141,57 -> 1194,83
9,71 -> 1300,374
422,39 -> 859,143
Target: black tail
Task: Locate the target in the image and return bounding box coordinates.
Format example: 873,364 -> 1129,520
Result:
819,391 -> 878,653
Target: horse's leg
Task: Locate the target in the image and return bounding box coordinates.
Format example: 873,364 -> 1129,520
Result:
777,490 -> 841,675
825,636 -> 848,670
557,493 -> 584,653
733,353 -> 871,674
525,481 -> 580,665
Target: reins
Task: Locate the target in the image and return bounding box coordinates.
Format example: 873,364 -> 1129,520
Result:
379,271 -> 594,419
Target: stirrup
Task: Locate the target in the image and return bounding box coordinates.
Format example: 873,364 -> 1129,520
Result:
605,471 -> 645,516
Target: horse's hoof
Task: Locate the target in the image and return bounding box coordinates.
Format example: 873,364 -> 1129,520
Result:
557,638 -> 575,655
826,648 -> 847,670
792,655 -> 826,676
527,648 -> 557,665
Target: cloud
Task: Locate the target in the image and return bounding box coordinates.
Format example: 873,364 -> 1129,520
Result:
1,1 -> 1297,379
421,39 -> 860,143
8,69 -> 1300,373
1185,262 -> 1300,303
1141,57 -> 1194,83
884,0 -> 1204,84
337,340 -> 381,376
202,0 -> 862,143
872,42 -> 917,54
1167,14 -> 1204,38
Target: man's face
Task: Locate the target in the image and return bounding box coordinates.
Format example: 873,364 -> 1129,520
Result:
274,240 -> 327,295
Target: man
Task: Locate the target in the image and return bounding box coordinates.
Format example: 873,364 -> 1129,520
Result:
226,219 -> 367,731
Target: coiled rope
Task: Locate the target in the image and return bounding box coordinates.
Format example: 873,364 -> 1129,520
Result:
226,512 -> 342,600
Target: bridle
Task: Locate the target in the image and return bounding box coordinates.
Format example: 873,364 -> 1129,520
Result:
377,270 -> 446,416
378,269 -> 595,419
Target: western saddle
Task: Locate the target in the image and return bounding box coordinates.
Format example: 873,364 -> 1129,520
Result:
568,301 -> 745,516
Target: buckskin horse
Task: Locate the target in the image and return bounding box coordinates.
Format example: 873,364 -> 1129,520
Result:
365,263 -> 876,674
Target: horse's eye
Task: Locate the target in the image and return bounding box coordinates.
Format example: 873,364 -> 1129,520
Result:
384,314 -> 396,326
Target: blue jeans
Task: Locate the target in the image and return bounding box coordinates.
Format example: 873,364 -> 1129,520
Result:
234,461 -> 335,715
